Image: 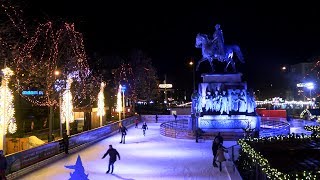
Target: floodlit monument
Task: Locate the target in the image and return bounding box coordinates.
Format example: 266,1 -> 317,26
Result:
192,24 -> 260,138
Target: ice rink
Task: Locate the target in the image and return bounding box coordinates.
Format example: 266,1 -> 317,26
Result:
20,123 -> 239,180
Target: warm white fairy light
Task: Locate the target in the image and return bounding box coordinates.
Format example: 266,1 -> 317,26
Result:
0,67 -> 17,135
61,78 -> 74,124
116,84 -> 122,113
97,82 -> 106,117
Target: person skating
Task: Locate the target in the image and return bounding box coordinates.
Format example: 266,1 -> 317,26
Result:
134,118 -> 139,128
119,124 -> 128,144
102,145 -> 120,174
142,122 -> 148,136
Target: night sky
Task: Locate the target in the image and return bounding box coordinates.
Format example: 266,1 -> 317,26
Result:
23,1 -> 320,94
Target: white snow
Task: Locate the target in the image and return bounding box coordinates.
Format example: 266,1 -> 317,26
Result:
19,123 -> 239,180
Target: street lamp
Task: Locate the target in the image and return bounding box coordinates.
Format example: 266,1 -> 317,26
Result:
189,60 -> 195,92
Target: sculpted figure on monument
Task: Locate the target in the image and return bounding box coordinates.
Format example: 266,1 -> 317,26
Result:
220,90 -> 229,114
238,90 -> 247,112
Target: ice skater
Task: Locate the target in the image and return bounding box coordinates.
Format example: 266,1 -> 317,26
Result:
119,124 -> 128,144
135,118 -> 139,128
142,122 -> 148,136
102,145 -> 120,174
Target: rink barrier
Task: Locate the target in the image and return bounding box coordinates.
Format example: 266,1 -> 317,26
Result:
5,116 -> 136,179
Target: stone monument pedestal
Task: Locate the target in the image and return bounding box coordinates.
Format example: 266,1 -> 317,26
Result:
194,73 -> 260,140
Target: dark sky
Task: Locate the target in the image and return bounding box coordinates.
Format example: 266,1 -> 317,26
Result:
24,1 -> 320,93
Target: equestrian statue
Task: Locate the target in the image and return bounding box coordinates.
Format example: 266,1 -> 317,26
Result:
195,24 -> 244,72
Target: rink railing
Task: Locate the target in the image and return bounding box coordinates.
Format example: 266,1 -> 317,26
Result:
5,116 -> 136,179
160,119 -> 194,139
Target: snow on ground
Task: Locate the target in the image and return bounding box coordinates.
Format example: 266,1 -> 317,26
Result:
20,123 -> 238,180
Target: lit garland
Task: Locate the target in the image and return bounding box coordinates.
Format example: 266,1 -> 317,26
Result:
304,125 -> 320,132
97,82 -> 106,117
256,100 -> 313,106
0,67 -> 17,134
60,78 -> 74,124
238,134 -> 320,179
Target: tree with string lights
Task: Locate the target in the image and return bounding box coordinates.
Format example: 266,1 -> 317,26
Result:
1,3 -> 99,139
128,50 -> 159,103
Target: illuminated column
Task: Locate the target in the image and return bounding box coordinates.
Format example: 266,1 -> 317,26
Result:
121,86 -> 126,119
97,82 -> 106,126
61,78 -> 74,135
116,85 -> 122,121
0,67 -> 17,154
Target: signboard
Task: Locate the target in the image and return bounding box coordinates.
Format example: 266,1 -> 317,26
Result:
22,91 -> 44,96
159,84 -> 172,89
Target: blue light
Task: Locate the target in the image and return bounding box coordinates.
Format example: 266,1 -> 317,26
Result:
22,91 -> 44,96
121,86 -> 126,92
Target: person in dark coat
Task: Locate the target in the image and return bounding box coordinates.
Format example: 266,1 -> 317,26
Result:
63,130 -> 69,154
212,138 -> 219,167
214,132 -> 224,145
195,128 -> 204,143
134,118 -> 139,128
119,125 -> 128,144
102,145 -> 120,174
155,114 -> 158,123
173,114 -> 177,121
142,122 -> 148,136
0,150 -> 7,180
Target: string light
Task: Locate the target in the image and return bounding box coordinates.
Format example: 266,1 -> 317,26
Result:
0,67 -> 17,135
97,82 -> 106,117
238,134 -> 320,179
60,78 -> 74,124
116,84 -> 122,113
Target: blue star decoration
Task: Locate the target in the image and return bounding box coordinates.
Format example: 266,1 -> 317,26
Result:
65,155 -> 89,180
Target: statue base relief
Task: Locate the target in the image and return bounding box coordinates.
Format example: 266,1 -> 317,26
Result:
192,73 -> 260,139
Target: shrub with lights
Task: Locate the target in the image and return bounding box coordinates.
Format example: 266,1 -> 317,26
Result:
236,134 -> 320,179
305,125 -> 320,133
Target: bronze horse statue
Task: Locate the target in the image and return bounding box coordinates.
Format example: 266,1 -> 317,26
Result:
195,33 -> 244,72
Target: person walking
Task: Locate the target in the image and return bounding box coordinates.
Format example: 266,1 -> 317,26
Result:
214,132 -> 224,145
216,143 -> 228,171
119,124 -> 128,144
212,138 -> 219,167
102,145 -> 120,174
0,150 -> 7,180
142,122 -> 148,136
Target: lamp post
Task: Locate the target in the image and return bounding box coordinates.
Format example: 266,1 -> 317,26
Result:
189,60 -> 195,92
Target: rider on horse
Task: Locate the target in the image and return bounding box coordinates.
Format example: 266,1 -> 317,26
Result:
212,24 -> 225,61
